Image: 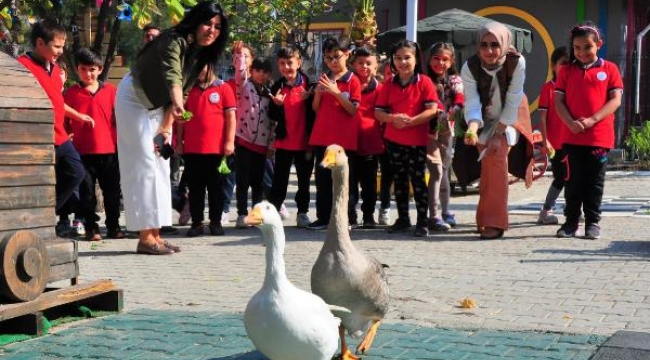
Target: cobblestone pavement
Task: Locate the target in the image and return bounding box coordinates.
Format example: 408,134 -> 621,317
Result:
2,172 -> 650,359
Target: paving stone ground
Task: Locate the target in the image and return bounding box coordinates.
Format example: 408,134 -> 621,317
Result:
2,171 -> 650,359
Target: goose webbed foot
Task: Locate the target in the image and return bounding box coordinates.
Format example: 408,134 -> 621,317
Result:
338,324 -> 361,360
355,319 -> 381,355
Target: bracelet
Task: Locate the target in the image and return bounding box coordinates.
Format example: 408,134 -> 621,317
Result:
465,130 -> 476,138
158,129 -> 172,135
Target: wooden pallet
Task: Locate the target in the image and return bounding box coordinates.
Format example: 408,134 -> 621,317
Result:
0,279 -> 123,336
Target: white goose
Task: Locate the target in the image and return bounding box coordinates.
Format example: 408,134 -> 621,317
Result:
244,201 -> 341,360
311,144 -> 391,360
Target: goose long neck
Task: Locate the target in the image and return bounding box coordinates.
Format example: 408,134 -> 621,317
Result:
261,225 -> 288,290
327,161 -> 351,243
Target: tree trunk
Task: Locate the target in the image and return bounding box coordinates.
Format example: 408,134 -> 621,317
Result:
91,0 -> 112,54
100,17 -> 121,82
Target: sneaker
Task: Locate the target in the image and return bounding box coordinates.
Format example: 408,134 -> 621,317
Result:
84,224 -> 102,241
55,221 -> 73,237
296,213 -> 311,228
209,222 -> 225,236
221,211 -> 231,225
378,208 -> 391,225
73,218 -> 85,236
160,226 -> 179,235
413,224 -> 429,237
236,215 -> 249,229
428,217 -> 451,232
584,223 -> 601,240
537,209 -> 559,225
307,219 -> 328,230
178,200 -> 190,226
556,222 -> 578,238
279,203 -> 290,220
387,218 -> 411,233
442,213 -> 457,227
187,223 -> 204,237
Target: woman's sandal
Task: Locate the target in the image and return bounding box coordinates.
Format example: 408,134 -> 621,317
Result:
163,241 -> 181,253
136,242 -> 174,255
479,227 -> 504,240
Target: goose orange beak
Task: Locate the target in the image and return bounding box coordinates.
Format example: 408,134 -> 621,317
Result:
320,148 -> 337,169
245,207 -> 263,225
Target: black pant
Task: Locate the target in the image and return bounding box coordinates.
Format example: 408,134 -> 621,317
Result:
386,140 -> 428,226
183,154 -> 225,225
78,154 -> 121,229
268,149 -> 314,214
313,146 -> 356,223
379,151 -> 393,209
549,148 -> 567,191
351,154 -> 379,222
563,144 -> 607,225
235,144 -> 266,216
54,140 -> 86,216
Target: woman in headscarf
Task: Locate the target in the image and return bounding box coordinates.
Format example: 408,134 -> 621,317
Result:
115,1 -> 229,254
460,21 -> 527,239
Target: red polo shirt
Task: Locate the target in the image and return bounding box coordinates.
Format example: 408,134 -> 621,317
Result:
64,82 -> 117,154
182,79 -> 236,154
375,74 -> 438,147
356,77 -> 384,156
274,73 -> 310,151
18,54 -> 67,146
538,79 -> 566,150
555,58 -> 623,149
309,71 -> 361,151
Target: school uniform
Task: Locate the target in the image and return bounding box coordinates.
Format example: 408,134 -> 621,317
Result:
554,58 -> 623,226
309,70 -> 361,224
18,53 -> 86,215
182,79 -> 237,226
538,79 -> 567,210
64,82 -> 121,232
268,72 -> 315,215
350,77 -> 383,224
376,73 -> 438,228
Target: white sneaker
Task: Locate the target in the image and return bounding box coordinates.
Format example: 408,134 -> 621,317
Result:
296,213 -> 311,228
72,218 -> 85,236
537,209 -> 559,225
279,203 -> 290,220
378,208 -> 390,225
221,211 -> 231,225
236,215 -> 249,229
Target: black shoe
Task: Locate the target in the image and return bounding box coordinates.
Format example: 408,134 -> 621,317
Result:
161,226 -> 179,235
387,218 -> 411,233
556,222 -> 578,238
84,224 -> 102,241
362,219 -> 377,229
209,222 -> 224,236
584,223 -> 601,240
106,227 -> 126,239
413,225 -> 428,237
186,224 -> 204,237
307,219 -> 328,230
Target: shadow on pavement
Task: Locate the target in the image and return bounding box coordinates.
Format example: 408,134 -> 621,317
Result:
523,241 -> 650,263
209,351 -> 266,360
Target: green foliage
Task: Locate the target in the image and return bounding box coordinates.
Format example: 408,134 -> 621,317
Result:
625,121 -> 650,162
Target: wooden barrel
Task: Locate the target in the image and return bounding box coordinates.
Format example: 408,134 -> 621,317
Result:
0,52 -> 78,302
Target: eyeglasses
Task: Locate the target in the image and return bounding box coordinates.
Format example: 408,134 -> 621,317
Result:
479,42 -> 501,49
324,54 -> 344,62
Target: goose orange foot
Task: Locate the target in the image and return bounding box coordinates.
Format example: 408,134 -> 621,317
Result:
356,319 -> 381,355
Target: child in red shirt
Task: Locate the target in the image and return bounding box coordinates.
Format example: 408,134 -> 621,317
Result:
64,48 -> 123,240
268,45 -> 316,228
308,38 -> 361,229
536,46 -> 569,225
554,23 -> 623,239
18,18 -> 90,237
349,47 -> 383,228
179,66 -> 237,237
375,40 -> 439,237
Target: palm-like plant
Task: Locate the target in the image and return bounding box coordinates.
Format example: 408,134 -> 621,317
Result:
349,0 -> 377,48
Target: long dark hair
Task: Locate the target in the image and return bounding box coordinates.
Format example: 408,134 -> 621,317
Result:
426,42 -> 458,81
389,39 -> 423,75
568,21 -> 601,63
174,1 -> 229,76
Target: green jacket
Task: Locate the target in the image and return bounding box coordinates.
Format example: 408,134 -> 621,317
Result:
131,31 -> 200,109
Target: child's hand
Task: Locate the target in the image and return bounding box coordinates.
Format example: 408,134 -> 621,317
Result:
544,141 -> 554,156
317,74 -> 339,94
224,141 -> 235,156
579,116 -> 597,129
79,114 -> 95,128
567,119 -> 585,134
271,88 -> 285,106
232,40 -> 243,55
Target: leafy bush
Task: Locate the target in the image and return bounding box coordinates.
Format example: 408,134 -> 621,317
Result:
625,121 -> 650,163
